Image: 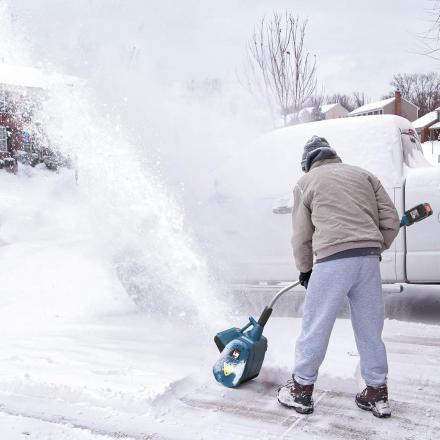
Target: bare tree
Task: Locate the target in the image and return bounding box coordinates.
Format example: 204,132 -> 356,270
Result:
326,93 -> 354,112
246,12 -> 317,125
420,0 -> 440,59
307,93 -> 325,122
351,92 -> 368,109
324,92 -> 368,112
305,93 -> 325,109
385,72 -> 440,115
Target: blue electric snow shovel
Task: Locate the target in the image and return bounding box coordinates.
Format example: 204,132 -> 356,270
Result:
213,280 -> 300,388
213,202 -> 433,389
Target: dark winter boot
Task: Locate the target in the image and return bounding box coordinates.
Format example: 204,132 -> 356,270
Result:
355,385 -> 391,418
277,377 -> 314,414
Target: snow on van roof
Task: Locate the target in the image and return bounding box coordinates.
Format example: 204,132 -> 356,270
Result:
216,115 -> 410,198
349,97 -> 395,115
413,109 -> 440,129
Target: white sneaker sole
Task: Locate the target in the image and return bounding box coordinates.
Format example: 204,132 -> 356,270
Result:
356,398 -> 391,418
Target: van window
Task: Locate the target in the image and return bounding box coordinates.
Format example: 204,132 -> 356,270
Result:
401,129 -> 432,168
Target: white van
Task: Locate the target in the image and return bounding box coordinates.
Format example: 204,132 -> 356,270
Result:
207,115 -> 440,285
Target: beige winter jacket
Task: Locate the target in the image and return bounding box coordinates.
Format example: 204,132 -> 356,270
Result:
291,157 -> 401,273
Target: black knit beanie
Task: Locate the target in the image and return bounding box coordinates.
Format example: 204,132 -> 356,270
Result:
301,135 -> 337,172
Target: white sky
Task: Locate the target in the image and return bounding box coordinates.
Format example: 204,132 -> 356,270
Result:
7,0 -> 440,100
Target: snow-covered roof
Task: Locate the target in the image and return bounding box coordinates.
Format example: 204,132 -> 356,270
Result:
349,96 -> 419,116
413,108 -> 440,129
349,97 -> 395,115
0,63 -> 80,90
320,103 -> 339,112
297,107 -> 311,117
429,121 -> 440,130
300,103 -> 340,115
0,64 -> 47,89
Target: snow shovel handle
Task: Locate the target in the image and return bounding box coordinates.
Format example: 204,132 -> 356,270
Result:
268,280 -> 301,308
257,280 -> 301,327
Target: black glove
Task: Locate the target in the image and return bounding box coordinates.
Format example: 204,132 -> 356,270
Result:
299,270 -> 312,290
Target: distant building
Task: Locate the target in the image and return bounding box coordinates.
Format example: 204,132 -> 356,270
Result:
413,108 -> 440,143
0,64 -> 79,173
295,103 -> 349,124
0,63 -> 47,160
348,91 -> 419,122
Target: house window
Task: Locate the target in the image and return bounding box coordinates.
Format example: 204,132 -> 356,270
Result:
0,126 -> 7,151
0,86 -> 5,113
22,131 -> 31,151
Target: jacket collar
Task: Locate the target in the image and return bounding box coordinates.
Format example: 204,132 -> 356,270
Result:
309,156 -> 342,171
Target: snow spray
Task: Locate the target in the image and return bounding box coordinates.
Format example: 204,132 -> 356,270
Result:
0,3 -> 229,327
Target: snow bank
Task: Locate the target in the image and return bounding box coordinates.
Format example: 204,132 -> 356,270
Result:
422,140 -> 440,166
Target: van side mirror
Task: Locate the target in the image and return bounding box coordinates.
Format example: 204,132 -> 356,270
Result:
400,203 -> 433,227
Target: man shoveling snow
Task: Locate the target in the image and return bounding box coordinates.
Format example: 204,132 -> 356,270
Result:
277,136 -> 400,418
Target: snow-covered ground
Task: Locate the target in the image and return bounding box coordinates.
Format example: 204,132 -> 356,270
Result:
1,168 -> 439,439
0,166 -> 225,438
422,141 -> 440,166
0,314 -> 439,439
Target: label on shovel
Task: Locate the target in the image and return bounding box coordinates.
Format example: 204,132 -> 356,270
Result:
223,362 -> 236,376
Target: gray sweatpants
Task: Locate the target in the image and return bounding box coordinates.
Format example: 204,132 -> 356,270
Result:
294,255 -> 388,388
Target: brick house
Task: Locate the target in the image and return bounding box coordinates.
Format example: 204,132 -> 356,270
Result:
348,91 -> 419,122
412,108 -> 440,143
0,64 -> 47,161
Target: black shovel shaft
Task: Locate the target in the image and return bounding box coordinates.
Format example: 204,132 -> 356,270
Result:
257,306 -> 273,327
